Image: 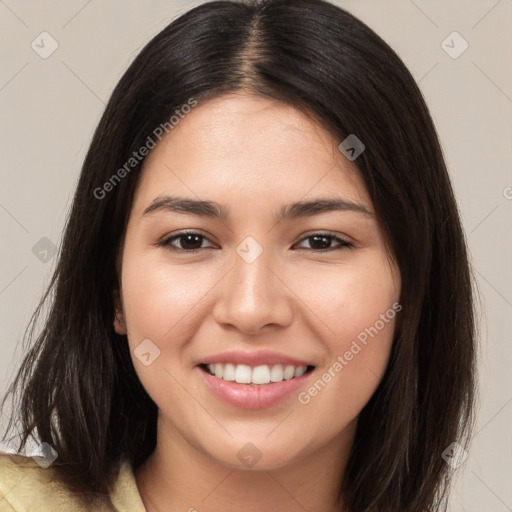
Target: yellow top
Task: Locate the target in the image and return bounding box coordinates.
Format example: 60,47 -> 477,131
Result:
0,453 -> 146,511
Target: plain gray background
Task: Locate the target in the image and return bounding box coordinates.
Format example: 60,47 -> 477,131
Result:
0,1 -> 511,510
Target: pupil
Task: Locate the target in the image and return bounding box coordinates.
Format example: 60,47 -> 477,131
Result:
179,235 -> 332,250
182,234 -> 202,249
311,235 -> 330,249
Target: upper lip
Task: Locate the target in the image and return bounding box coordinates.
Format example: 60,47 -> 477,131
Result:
199,350 -> 314,368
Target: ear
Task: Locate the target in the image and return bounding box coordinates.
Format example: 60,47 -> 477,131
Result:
113,288 -> 127,335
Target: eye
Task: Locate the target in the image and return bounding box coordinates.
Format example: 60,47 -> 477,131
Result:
158,231 -> 216,253
158,231 -> 353,254
293,233 -> 354,252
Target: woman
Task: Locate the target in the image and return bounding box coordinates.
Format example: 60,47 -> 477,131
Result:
0,0 -> 477,510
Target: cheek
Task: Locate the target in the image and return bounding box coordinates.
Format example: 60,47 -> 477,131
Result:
295,251 -> 399,341
119,251 -> 209,405
120,252 -> 213,344
294,254 -> 399,409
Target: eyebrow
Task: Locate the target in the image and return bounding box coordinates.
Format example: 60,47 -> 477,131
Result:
142,195 -> 374,221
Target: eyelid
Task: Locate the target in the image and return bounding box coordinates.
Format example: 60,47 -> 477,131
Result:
157,229 -> 354,253
157,229 -> 218,249
293,231 -> 354,251
295,230 -> 352,244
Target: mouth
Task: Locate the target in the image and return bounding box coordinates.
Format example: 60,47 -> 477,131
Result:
196,349 -> 317,409
199,363 -> 316,385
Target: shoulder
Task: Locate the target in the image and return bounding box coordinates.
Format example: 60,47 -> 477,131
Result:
0,452 -> 114,511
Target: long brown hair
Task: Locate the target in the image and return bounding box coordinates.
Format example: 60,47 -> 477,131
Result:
1,1 -> 478,510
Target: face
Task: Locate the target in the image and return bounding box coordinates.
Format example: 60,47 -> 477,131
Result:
114,92 -> 401,470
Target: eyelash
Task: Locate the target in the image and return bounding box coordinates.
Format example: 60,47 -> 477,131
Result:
157,231 -> 354,254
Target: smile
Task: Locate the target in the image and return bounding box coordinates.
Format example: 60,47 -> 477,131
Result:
197,361 -> 316,409
201,363 -> 314,385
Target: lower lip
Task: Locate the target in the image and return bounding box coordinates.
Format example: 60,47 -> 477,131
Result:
198,366 -> 313,409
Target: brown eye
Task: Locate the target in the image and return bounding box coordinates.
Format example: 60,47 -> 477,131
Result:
159,231 -> 216,253
294,233 -> 353,251
157,231 -> 353,254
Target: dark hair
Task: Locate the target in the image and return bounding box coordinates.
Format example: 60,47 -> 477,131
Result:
1,0 -> 478,510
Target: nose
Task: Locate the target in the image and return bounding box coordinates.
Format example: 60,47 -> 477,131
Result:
212,245 -> 294,335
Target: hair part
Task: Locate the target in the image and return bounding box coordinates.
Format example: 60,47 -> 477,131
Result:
1,1 -> 478,510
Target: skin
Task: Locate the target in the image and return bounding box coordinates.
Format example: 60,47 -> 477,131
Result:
114,92 -> 401,512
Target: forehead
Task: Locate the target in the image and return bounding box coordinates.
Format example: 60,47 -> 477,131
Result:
132,93 -> 371,213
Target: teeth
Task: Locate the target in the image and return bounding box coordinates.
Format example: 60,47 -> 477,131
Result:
205,363 -> 310,384
223,363 -> 236,381
294,366 -> 307,378
235,364 -> 252,384
283,365 -> 295,380
252,365 -> 271,384
270,364 -> 283,382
